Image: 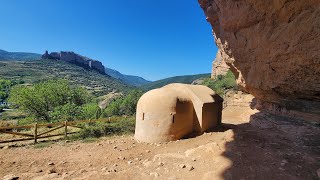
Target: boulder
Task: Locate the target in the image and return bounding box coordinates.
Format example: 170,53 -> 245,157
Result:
199,0 -> 320,121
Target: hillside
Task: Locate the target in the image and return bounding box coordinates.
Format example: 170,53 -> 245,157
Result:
0,49 -> 41,61
105,68 -> 151,86
142,73 -> 210,90
0,60 -> 132,97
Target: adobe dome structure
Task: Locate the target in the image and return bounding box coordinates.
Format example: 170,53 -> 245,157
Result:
134,83 -> 223,143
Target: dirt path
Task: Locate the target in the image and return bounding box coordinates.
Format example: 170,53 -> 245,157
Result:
1,106 -> 319,180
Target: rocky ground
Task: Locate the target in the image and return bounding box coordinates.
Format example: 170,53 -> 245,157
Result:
0,106 -> 319,180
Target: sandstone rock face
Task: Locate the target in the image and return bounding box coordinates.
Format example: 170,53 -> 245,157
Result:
199,0 -> 320,121
42,51 -> 105,74
211,49 -> 230,79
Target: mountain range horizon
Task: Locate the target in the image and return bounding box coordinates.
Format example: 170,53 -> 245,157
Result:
0,48 -> 210,86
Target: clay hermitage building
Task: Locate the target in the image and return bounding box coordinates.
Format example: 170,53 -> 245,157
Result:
135,83 -> 223,143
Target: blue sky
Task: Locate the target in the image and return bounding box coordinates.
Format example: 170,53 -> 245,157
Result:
0,0 -> 217,81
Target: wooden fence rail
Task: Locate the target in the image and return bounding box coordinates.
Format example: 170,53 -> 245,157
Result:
0,117 -> 115,144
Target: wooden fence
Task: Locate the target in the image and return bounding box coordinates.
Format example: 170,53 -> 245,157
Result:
0,118 -> 113,144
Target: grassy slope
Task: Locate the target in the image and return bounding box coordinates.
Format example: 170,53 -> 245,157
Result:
0,60 -> 133,97
142,73 -> 211,90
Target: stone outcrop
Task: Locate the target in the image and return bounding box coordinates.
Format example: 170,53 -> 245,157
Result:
199,0 -> 320,121
42,51 -> 105,74
211,49 -> 230,79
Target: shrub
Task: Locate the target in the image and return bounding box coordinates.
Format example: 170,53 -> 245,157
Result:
0,78 -> 13,101
81,103 -> 101,120
103,90 -> 143,117
49,103 -> 83,122
8,79 -> 91,121
200,70 -> 237,96
75,117 -> 135,139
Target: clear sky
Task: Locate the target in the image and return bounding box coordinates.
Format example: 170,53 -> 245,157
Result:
0,0 -> 218,81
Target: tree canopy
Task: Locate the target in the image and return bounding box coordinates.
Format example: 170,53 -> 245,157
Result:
9,79 -> 90,121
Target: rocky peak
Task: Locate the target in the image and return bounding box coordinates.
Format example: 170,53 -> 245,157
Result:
211,49 -> 230,79
42,51 -> 105,74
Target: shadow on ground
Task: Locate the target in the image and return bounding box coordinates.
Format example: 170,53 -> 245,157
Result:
221,109 -> 320,179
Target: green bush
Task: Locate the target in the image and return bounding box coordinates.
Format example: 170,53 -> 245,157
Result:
81,103 -> 101,120
201,70 -> 237,96
8,79 -> 91,121
0,78 -> 13,101
49,103 -> 83,122
75,117 -> 135,139
103,90 -> 143,117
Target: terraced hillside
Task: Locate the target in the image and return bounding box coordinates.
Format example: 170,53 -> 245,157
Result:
0,60 -> 132,97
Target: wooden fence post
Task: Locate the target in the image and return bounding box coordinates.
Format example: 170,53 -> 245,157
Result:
64,121 -> 68,138
34,123 -> 38,144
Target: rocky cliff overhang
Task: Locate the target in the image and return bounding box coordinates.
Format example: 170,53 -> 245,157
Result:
42,51 -> 106,75
199,0 -> 320,122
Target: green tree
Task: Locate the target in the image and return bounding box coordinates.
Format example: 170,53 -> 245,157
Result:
103,89 -> 144,117
0,78 -> 13,101
50,103 -> 83,121
8,79 -> 90,121
81,103 -> 101,120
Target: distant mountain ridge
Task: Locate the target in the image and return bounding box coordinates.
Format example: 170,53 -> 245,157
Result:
0,59 -> 132,97
105,68 -> 151,86
0,49 -> 41,60
141,73 -> 211,90
42,51 -> 106,74
0,49 -> 151,87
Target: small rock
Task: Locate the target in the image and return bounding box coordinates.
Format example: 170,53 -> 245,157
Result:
118,156 -> 126,160
187,165 -> 194,171
36,169 -> 43,173
158,162 -> 164,167
65,140 -> 70,143
101,167 -> 108,171
48,162 -> 55,166
60,161 -> 67,165
2,146 -> 9,150
146,150 -> 151,153
150,172 -> 160,177
128,161 -> 133,165
108,168 -> 117,173
192,158 -> 197,162
3,174 -> 19,180
113,164 -> 118,167
48,169 -> 56,174
80,169 -> 87,173
113,146 -> 117,149
179,164 -> 186,169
